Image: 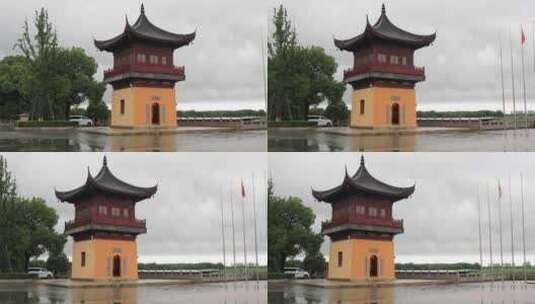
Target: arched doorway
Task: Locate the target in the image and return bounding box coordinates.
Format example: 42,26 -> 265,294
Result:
391,103 -> 400,125
112,255 -> 121,277
369,255 -> 378,277
151,103 -> 160,125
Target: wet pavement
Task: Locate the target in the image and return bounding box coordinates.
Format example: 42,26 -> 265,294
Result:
0,281 -> 267,304
0,129 -> 267,152
268,128 -> 535,152
268,281 -> 535,304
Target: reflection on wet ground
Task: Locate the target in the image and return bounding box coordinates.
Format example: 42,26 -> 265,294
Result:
0,129 -> 267,152
0,281 -> 267,304
268,281 -> 535,304
268,129 -> 535,152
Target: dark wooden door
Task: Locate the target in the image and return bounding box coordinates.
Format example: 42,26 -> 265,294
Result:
152,103 -> 160,125
370,255 -> 378,277
113,255 -> 121,277
391,103 -> 400,125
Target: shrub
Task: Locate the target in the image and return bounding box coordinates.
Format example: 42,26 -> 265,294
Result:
0,272 -> 36,279
268,120 -> 316,128
16,120 -> 77,128
268,272 -> 294,280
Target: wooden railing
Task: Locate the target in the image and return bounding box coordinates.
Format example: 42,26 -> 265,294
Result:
322,215 -> 403,231
104,64 -> 185,79
344,63 -> 425,80
65,217 -> 146,231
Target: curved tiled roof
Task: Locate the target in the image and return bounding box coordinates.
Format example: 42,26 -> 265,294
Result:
55,156 -> 157,203
312,155 -> 415,202
94,4 -> 196,51
334,4 -> 435,51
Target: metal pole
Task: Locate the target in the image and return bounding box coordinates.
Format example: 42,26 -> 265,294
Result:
509,176 -> 516,283
220,186 -> 227,280
500,41 -> 506,116
478,187 -> 484,276
498,180 -> 504,281
241,180 -> 248,281
230,180 -> 237,281
251,173 -> 259,282
521,27 -> 528,129
487,182 -> 494,279
510,29 -> 518,129
520,174 -> 527,283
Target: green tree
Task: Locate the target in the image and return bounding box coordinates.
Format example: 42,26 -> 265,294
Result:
0,156 -> 66,273
268,5 -> 345,121
268,179 -> 324,273
324,101 -> 350,126
85,100 -> 110,125
0,56 -> 31,119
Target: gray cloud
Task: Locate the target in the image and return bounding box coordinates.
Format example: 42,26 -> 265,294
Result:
0,0 -> 267,110
269,152 -> 535,264
2,152 -> 267,264
269,0 -> 535,111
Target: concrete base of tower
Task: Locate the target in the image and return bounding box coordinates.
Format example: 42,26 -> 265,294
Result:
327,238 -> 395,281
350,87 -> 417,129
71,238 -> 139,281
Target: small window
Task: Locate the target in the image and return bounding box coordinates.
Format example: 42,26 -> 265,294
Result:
402,56 -> 407,65
120,99 -> 125,115
98,205 -> 107,215
137,53 -> 146,63
112,207 -> 120,216
162,56 -> 167,65
369,207 -> 377,217
149,55 -> 159,64
123,209 -> 129,217
390,55 -> 399,64
360,99 -> 365,115
338,251 -> 343,267
81,252 -> 86,267
380,209 -> 386,218
378,54 -> 387,63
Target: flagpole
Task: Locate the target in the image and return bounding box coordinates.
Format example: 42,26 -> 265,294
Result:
520,173 -> 527,283
497,179 -> 504,282
220,186 -> 227,280
500,40 -> 506,116
251,174 -> 259,283
241,179 -> 248,281
230,179 -> 237,281
510,29 -> 518,129
487,182 -> 494,279
532,21 -> 535,74
508,176 -> 516,283
521,27 -> 528,129
477,187 -> 483,276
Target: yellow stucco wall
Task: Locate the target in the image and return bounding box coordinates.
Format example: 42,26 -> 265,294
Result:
72,238 -> 138,280
111,86 -> 177,128
328,238 -> 395,281
350,87 -> 417,129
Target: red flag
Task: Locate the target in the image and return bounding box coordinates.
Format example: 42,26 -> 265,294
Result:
241,179 -> 246,198
521,27 -> 526,45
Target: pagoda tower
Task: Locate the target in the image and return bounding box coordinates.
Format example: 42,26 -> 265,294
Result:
94,4 -> 195,128
312,156 -> 414,280
334,4 -> 435,128
56,157 -> 157,280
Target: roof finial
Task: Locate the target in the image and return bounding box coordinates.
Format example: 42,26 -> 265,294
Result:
381,3 -> 386,15
125,14 -> 130,26
103,156 -> 108,167
360,155 -> 365,166
141,3 -> 145,14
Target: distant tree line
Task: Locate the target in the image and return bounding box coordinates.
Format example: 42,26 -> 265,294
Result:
268,5 -> 348,124
0,8 -> 107,123
177,109 -> 266,118
417,110 -> 505,118
395,263 -> 481,270
0,155 -> 69,275
138,262 -> 224,270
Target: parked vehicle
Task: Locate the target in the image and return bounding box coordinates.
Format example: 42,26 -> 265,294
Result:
69,115 -> 94,126
27,267 -> 54,279
283,267 -> 310,279
307,115 -> 333,127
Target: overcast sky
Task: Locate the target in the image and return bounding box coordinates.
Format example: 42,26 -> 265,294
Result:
0,0 -> 267,111
270,0 -> 535,112
2,152 -> 267,265
270,153 -> 535,264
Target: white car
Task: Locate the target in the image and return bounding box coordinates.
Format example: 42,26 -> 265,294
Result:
28,267 -> 54,279
307,115 -> 333,127
283,267 -> 310,279
69,115 -> 94,126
